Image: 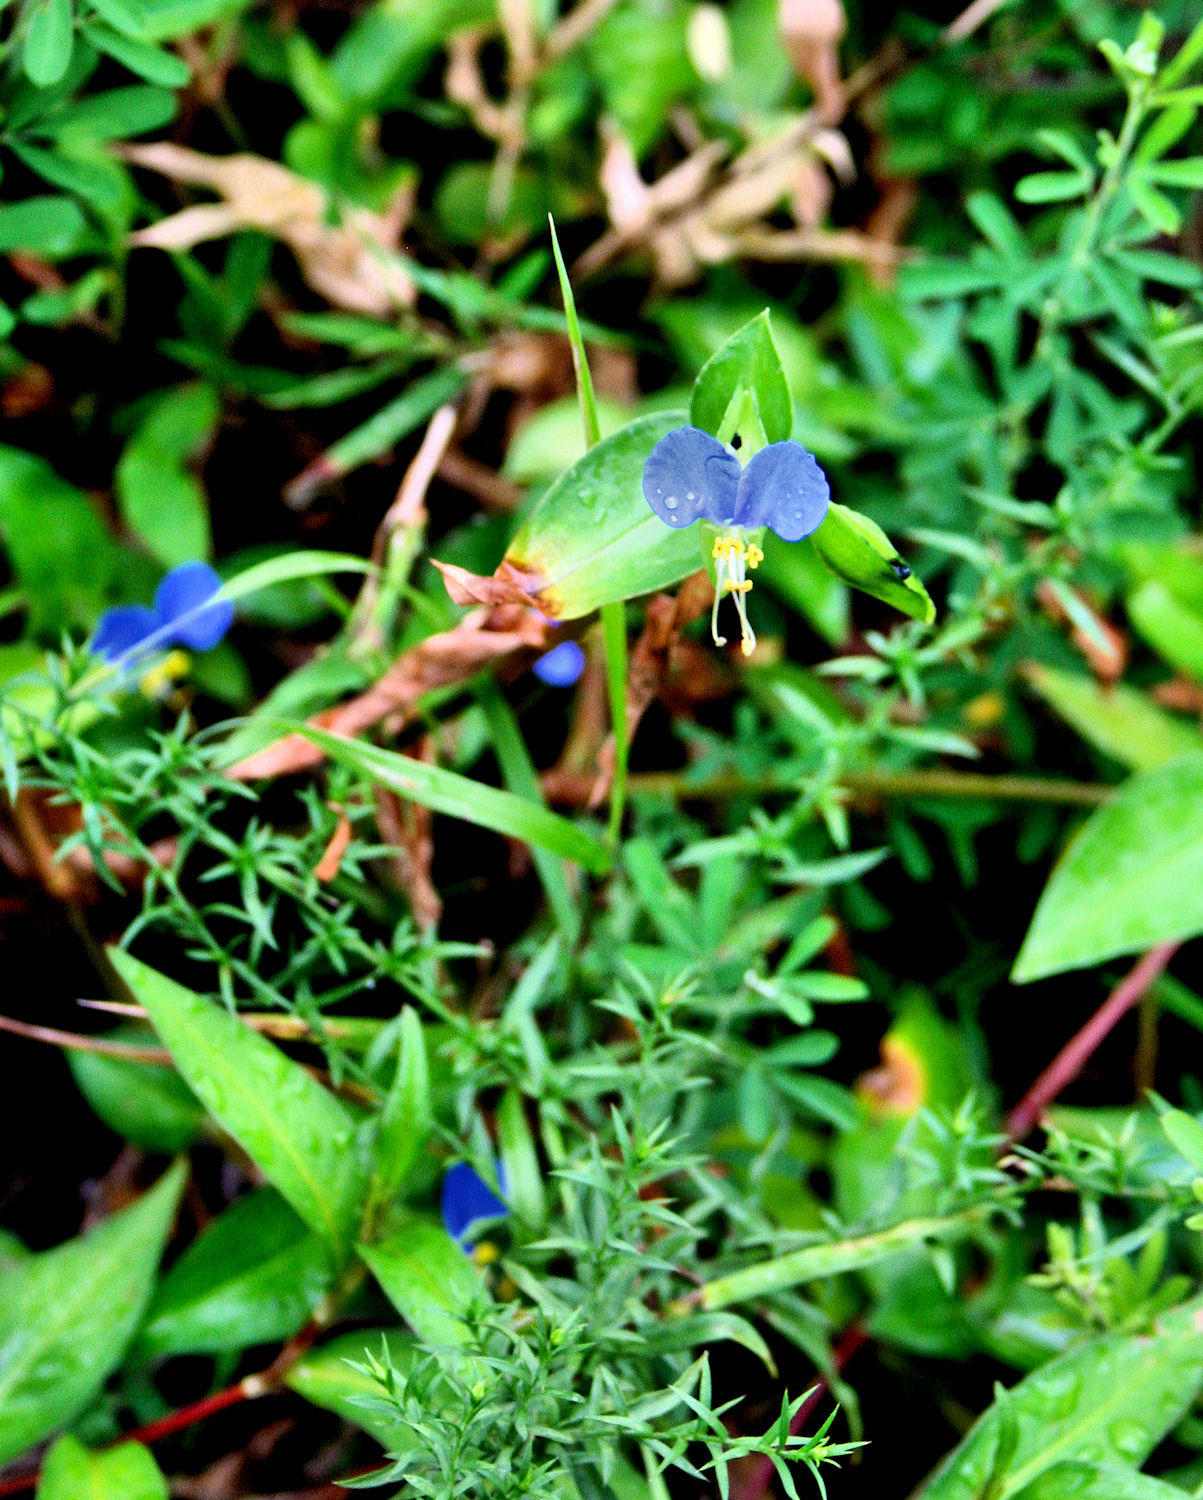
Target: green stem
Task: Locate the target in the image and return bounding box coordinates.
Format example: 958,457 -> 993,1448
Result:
624,766 -> 1112,807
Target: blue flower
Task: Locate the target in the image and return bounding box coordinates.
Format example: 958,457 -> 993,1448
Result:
91,562 -> 234,665
533,640 -> 585,687
642,426 -> 830,655
441,1161 -> 509,1249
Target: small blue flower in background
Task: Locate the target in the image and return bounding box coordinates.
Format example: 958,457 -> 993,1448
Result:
91,561 -> 235,665
642,426 -> 830,656
441,1161 -> 509,1251
532,639 -> 585,687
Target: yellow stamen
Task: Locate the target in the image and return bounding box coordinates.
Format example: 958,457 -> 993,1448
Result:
710,531 -> 758,656
471,1240 -> 499,1266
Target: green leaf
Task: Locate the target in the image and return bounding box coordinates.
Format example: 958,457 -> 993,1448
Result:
108,950 -> 366,1254
359,1211 -> 486,1348
136,1188 -> 334,1357
135,0 -> 254,42
1013,756 -> 1203,982
1127,580 -> 1203,682
1147,157 -> 1203,188
811,503 -> 935,623
1024,663 -> 1201,771
497,1088 -> 546,1230
0,1162 -> 185,1465
37,1436 -> 167,1500
0,198 -> 86,257
689,310 -> 792,446
1159,1108 -> 1203,1172
87,24 -> 191,85
500,411 -> 699,620
41,85 -> 176,140
284,1330 -> 414,1445
24,0 -> 75,87
68,1029 -> 205,1153
1012,1466 -> 1189,1500
915,1318 -> 1203,1499
289,726 -> 610,876
369,1008 -> 432,1211
1014,170 -> 1093,204
700,1211 -> 974,1310
116,385 -> 218,566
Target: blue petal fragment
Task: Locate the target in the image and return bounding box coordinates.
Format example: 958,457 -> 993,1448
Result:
90,605 -> 159,662
733,441 -> 830,542
154,561 -> 234,651
533,640 -> 585,687
440,1162 -> 509,1248
642,426 -> 740,529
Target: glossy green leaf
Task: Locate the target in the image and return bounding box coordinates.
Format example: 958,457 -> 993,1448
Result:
369,1008 -> 432,1211
37,1436 -> 167,1500
811,503 -> 935,623
689,310 -> 792,446
23,0 -> 74,87
284,1329 -> 414,1445
109,950 -> 366,1254
1012,1466 -> 1188,1500
359,1211 -> 486,1348
136,1188 -> 334,1357
68,1029 -> 205,1153
87,25 -> 192,86
116,385 -> 219,567
291,726 -> 610,875
1024,663 -> 1201,770
916,1318 -> 1203,1499
1013,756 -> 1203,982
0,1162 -> 185,1465
499,411 -> 699,619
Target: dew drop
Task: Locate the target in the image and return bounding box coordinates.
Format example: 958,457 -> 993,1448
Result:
665,496 -> 678,509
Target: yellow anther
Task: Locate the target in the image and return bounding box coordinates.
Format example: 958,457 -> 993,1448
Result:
471,1240 -> 500,1267
724,579 -> 752,594
746,544 -> 764,568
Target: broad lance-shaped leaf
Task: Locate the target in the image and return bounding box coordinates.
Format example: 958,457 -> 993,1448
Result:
135,1188 -> 334,1358
109,950 -> 366,1254
443,412 -> 699,620
358,1210 -> 487,1349
914,1308 -> 1203,1499
285,1330 -> 415,1447
0,1161 -> 184,1466
1013,754 -> 1203,982
36,1436 -> 167,1500
811,502 -> 935,624
1012,1466 -> 1192,1499
689,309 -> 793,447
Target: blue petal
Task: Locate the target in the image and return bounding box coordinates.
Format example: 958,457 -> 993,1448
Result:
642,426 -> 740,529
440,1162 -> 509,1247
154,562 -> 234,651
733,441 -> 830,542
533,640 -> 585,687
90,605 -> 159,662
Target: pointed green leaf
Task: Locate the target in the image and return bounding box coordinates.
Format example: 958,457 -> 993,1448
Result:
1012,1466 -> 1189,1500
359,1211 -> 486,1348
109,950 -> 365,1253
68,1030 -> 205,1153
916,1318 -> 1203,1499
369,1008 -> 432,1210
501,411 -> 699,619
689,310 -> 792,445
37,1436 -> 168,1500
290,725 -> 610,875
1024,663 -> 1201,771
136,1188 -> 334,1357
811,503 -> 935,623
24,0 -> 74,87
0,1163 -> 185,1465
284,1329 -> 415,1445
1014,756 -> 1203,982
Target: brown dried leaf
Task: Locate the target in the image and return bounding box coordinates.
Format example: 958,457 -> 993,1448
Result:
123,142 -> 415,315
779,0 -> 847,118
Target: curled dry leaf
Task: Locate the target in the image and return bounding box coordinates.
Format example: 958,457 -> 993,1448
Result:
228,605 -> 552,782
779,0 -> 847,119
123,142 -> 415,315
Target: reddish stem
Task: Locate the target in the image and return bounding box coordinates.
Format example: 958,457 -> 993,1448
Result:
732,1323 -> 868,1500
1005,942 -> 1179,1141
122,1380 -> 252,1447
